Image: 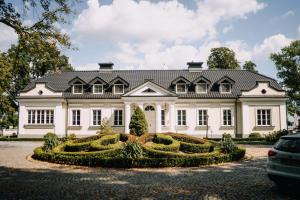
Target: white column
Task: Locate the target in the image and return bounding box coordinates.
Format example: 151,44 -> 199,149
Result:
169,103 -> 175,132
241,102 -> 250,137
156,103 -> 162,133
124,103 -> 131,134
54,103 -> 66,137
18,103 -> 26,136
279,103 -> 287,130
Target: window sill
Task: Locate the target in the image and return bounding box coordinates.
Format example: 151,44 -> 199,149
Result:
219,126 -> 234,130
88,126 -> 100,130
195,125 -> 210,130
68,126 -> 82,130
24,124 -> 54,129
253,126 -> 275,131
112,125 -> 125,127
176,125 -> 188,130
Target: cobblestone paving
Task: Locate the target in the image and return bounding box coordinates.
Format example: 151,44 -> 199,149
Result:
0,142 -> 299,200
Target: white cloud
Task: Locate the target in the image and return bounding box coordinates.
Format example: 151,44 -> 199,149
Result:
253,34 -> 292,58
0,24 -> 18,52
73,0 -> 265,44
223,25 -> 233,34
280,10 -> 295,19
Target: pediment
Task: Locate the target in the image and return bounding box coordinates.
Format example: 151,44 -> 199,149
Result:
20,83 -> 62,97
123,81 -> 176,97
241,82 -> 285,97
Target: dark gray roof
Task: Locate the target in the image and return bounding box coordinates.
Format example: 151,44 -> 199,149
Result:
22,69 -> 284,99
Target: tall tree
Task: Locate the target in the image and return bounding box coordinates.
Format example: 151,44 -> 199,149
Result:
243,61 -> 258,73
207,47 -> 240,69
0,0 -> 75,126
270,40 -> 300,115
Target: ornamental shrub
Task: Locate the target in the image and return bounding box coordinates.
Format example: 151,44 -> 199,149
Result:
120,141 -> 144,159
129,107 -> 148,136
220,133 -> 236,153
248,132 -> 262,138
67,133 -> 77,140
265,129 -> 289,142
99,117 -> 113,134
43,132 -> 59,152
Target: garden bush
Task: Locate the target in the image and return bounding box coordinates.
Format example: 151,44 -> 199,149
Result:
98,117 -> 113,134
179,141 -> 214,153
129,107 -> 148,136
248,132 -> 262,138
43,132 -> 59,152
64,141 -> 91,152
120,141 -> 144,159
220,133 -> 236,153
265,129 -> 289,142
145,134 -> 180,152
90,134 -> 122,151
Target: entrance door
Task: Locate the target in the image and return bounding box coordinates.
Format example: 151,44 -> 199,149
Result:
144,105 -> 156,133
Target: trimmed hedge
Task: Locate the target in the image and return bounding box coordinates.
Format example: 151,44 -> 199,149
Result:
145,134 -> 180,152
166,132 -> 206,144
64,141 -> 91,152
90,134 -> 122,151
179,141 -> 214,153
33,146 -> 245,167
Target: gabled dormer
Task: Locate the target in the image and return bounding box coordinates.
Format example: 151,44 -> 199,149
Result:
89,77 -> 107,94
68,77 -> 86,94
192,76 -> 211,94
171,76 -> 191,94
109,76 -> 129,95
217,76 -> 235,94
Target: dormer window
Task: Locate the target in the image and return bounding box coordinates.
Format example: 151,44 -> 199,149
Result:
73,84 -> 83,94
176,83 -> 187,93
114,84 -> 124,94
196,83 -> 208,93
93,84 -> 103,94
220,83 -> 232,93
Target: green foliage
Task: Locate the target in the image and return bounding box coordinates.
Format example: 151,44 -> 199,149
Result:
120,142 -> 144,159
129,107 -> 148,136
248,132 -> 262,138
43,132 -> 59,152
243,61 -> 258,73
66,133 -> 76,141
220,133 -> 236,153
99,117 -> 113,134
179,141 -> 214,153
207,47 -> 240,69
265,129 -> 289,142
271,40 -> 300,115
146,134 -> 181,152
90,134 -> 121,150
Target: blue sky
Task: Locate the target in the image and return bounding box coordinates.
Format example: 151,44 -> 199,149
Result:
0,0 -> 299,79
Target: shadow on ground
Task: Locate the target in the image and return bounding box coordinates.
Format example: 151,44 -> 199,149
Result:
0,157 -> 299,200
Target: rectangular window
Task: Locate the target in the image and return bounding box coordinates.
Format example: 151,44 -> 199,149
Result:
223,109 -> 232,126
93,84 -> 103,94
73,84 -> 83,94
92,110 -> 102,126
196,83 -> 207,93
114,109 -> 123,126
220,83 -> 231,93
198,109 -> 208,126
27,109 -> 54,125
177,110 -> 186,126
176,84 -> 186,93
257,109 -> 271,126
114,84 -> 124,94
72,110 -> 81,126
161,110 -> 165,126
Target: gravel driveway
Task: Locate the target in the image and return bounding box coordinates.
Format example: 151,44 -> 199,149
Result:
0,142 -> 299,200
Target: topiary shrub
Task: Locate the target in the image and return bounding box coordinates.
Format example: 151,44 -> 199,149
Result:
99,117 -> 113,134
129,107 -> 148,136
145,134 -> 180,152
43,132 -> 59,152
248,132 -> 262,138
220,133 -> 236,153
66,133 -> 77,140
120,141 -> 144,159
265,129 -> 289,142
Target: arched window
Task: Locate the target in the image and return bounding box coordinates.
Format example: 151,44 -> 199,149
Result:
145,105 -> 155,111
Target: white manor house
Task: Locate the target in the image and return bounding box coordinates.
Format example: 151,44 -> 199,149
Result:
17,62 -> 287,138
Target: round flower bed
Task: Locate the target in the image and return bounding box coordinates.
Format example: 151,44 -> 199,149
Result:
33,133 -> 245,168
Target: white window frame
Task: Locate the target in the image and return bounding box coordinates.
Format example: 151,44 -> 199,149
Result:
220,83 -> 232,93
93,84 -> 103,94
73,84 -> 83,94
197,109 -> 208,126
91,109 -> 102,126
177,109 -> 187,126
71,109 -> 81,126
222,108 -> 233,126
27,109 -> 54,125
114,84 -> 124,94
176,83 -> 187,94
113,109 -> 123,126
256,109 -> 272,126
196,83 -> 208,93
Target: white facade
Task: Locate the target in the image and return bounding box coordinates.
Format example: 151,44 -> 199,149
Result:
17,80 -> 287,138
